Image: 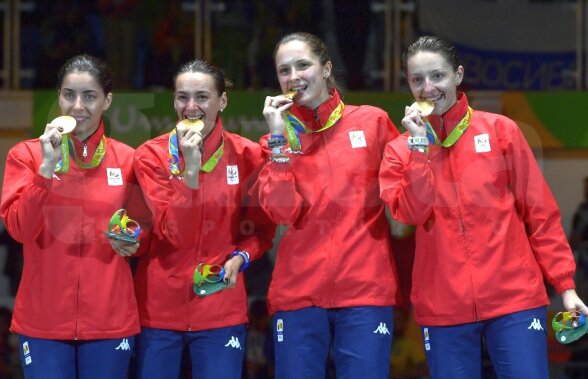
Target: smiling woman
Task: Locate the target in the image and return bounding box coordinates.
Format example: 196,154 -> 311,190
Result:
0,54 -> 151,379
252,32 -> 402,379
379,35 -> 588,379
132,58 -> 275,379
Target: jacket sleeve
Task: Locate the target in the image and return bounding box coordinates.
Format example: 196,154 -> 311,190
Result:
252,135 -> 305,225
379,137 -> 435,225
123,175 -> 153,256
1,143 -> 51,243
133,143 -> 202,249
236,144 -> 276,261
506,124 -> 576,293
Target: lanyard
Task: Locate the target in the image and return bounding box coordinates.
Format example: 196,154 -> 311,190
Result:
54,135 -> 107,173
168,129 -> 224,176
283,100 -> 345,152
425,107 -> 473,147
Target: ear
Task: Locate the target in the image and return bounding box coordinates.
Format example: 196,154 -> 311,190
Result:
103,92 -> 113,111
323,61 -> 332,79
220,91 -> 228,112
455,66 -> 464,86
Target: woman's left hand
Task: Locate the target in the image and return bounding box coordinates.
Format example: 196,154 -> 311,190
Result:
561,288 -> 588,316
109,239 -> 140,258
222,255 -> 245,288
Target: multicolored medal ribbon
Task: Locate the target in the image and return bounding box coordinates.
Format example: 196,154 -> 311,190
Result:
168,129 -> 224,176
193,263 -> 229,297
283,100 -> 345,152
552,310 -> 588,344
424,106 -> 473,147
54,135 -> 107,174
103,209 -> 142,244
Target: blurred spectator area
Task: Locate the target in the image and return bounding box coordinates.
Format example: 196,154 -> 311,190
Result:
0,0 -> 585,92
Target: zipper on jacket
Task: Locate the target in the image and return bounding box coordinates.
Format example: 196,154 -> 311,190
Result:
82,143 -> 88,157
447,149 -> 479,321
75,173 -> 84,340
314,108 -> 319,121
189,174 -> 205,332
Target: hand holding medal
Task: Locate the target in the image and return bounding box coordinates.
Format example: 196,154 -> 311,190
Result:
552,310 -> 588,344
104,209 -> 142,243
404,100 -> 434,153
263,90 -> 297,135
176,119 -> 205,172
193,263 -> 229,297
265,90 -> 298,163
38,116 -> 77,178
402,100 -> 433,137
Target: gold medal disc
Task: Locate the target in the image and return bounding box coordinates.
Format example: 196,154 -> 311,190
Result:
49,116 -> 77,134
412,100 -> 434,117
284,90 -> 298,100
178,119 -> 204,132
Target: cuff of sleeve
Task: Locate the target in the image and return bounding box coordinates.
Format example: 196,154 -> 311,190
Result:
34,173 -> 53,190
268,161 -> 290,175
410,149 -> 429,164
230,250 -> 250,272
555,279 -> 576,295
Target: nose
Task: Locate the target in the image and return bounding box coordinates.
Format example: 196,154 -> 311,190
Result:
289,68 -> 301,81
73,96 -> 84,110
423,77 -> 435,92
186,98 -> 199,109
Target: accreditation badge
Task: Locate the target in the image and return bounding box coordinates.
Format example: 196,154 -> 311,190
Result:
227,165 -> 239,185
474,134 -> 491,153
107,168 -> 123,186
349,130 -> 367,148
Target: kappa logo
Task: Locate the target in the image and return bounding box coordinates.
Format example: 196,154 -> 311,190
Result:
225,336 -> 242,350
115,338 -> 131,351
527,318 -> 544,331
373,322 -> 391,335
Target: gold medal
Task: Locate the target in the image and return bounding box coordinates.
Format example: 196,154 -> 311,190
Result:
284,90 -> 298,100
412,100 -> 434,117
178,119 -> 204,132
49,116 -> 76,134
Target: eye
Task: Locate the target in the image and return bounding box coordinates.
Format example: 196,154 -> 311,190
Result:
84,93 -> 96,101
277,67 -> 289,76
296,62 -> 310,70
176,94 -> 188,101
63,92 -> 74,100
196,94 -> 208,102
433,72 -> 444,80
411,77 -> 422,85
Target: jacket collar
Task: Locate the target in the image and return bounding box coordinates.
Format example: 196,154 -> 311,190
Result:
427,92 -> 469,137
289,89 -> 342,132
71,119 -> 105,163
202,117 -> 223,162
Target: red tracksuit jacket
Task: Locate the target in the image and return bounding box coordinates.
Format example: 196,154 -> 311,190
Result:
380,93 -> 576,326
254,90 -> 401,315
0,122 -> 149,340
133,119 -> 275,331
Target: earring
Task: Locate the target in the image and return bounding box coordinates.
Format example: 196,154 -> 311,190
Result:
220,108 -> 224,112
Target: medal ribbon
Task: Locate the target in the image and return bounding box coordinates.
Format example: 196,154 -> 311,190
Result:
168,129 -> 224,176
54,135 -> 107,173
425,107 -> 473,147
283,100 -> 345,152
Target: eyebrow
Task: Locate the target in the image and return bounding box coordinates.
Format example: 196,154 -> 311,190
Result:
61,88 -> 99,94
